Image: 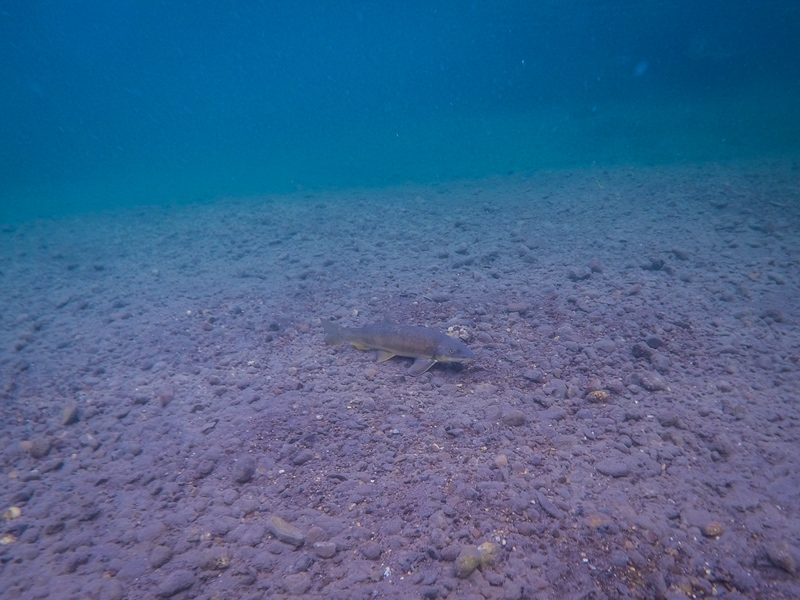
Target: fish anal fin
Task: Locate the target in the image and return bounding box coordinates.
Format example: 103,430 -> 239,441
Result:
408,358 -> 436,376
376,350 -> 395,363
351,342 -> 371,351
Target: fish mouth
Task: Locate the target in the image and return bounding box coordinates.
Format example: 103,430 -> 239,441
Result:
437,354 -> 476,364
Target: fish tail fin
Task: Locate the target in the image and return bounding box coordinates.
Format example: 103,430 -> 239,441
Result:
321,319 -> 344,345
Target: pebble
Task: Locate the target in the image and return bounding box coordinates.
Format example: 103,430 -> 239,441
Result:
595,458 -> 630,478
361,540 -> 382,560
595,338 -> 616,353
477,542 -> 499,567
702,521 -> 724,538
94,579 -> 125,600
523,369 -> 544,382
25,437 -> 52,459
567,267 -> 592,281
195,459 -> 216,477
79,433 -> 101,450
536,491 -> 565,520
292,449 -> 315,465
283,572 -> 312,595
585,390 -> 609,403
455,546 -> 482,578
764,542 -> 797,574
506,302 -> 529,313
60,402 -> 80,426
267,515 -> 305,548
588,258 -> 604,272
149,545 -> 173,569
502,410 -> 526,426
156,569 -> 195,597
239,523 -> 267,547
649,352 -> 671,372
671,247 -> 690,260
313,541 -> 337,559
636,372 -> 669,392
232,456 -> 256,483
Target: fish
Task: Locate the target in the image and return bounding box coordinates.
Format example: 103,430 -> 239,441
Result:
321,319 -> 476,376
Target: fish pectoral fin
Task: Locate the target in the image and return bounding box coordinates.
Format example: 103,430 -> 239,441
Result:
408,358 -> 437,376
376,350 -> 396,363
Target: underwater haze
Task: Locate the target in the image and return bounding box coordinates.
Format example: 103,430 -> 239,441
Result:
3,3 -> 800,599
1,0 -> 799,220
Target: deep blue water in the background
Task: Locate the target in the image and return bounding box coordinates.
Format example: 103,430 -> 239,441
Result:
1,1 -> 799,221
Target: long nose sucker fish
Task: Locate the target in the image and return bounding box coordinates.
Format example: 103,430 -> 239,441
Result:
321,319 -> 476,376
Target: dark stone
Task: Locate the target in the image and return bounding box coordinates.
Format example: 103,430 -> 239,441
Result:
157,570 -> 195,597
267,516 -> 305,547
361,540 -> 382,560
149,545 -> 173,569
232,456 -> 256,483
292,449 -> 314,466
595,459 -> 630,478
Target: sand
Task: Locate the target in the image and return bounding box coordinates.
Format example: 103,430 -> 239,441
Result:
1,159 -> 799,599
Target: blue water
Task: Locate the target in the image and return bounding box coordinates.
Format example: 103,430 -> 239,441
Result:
1,1 -> 799,221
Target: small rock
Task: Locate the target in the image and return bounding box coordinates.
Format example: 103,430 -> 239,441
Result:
671,247 -> 690,260
536,491 -> 565,520
40,458 -> 64,473
595,338 -> 616,353
61,403 -> 80,426
649,352 -> 671,373
567,267 -> 592,281
595,459 -> 630,478
636,372 -> 669,391
702,521 -> 724,538
149,545 -> 173,569
79,433 -> 101,450
232,456 -> 256,483
523,369 -> 544,383
361,540 -> 382,560
267,515 -> 305,548
646,336 -> 665,349
477,542 -> 499,567
657,411 -> 683,428
157,570 -> 195,597
292,449 -> 314,466
585,390 -> 609,403
455,546 -> 482,578
588,258 -> 604,272
27,437 -> 52,459
313,541 -> 337,559
195,459 -> 216,478
765,542 -> 797,574
506,302 -> 528,314
95,579 -> 125,600
502,410 -> 526,426
283,572 -> 312,595
766,271 -> 786,285
441,545 -> 460,561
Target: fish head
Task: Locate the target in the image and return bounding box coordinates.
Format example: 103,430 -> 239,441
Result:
434,337 -> 476,365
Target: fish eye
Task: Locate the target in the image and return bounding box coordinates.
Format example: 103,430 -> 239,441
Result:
449,348 -> 455,354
